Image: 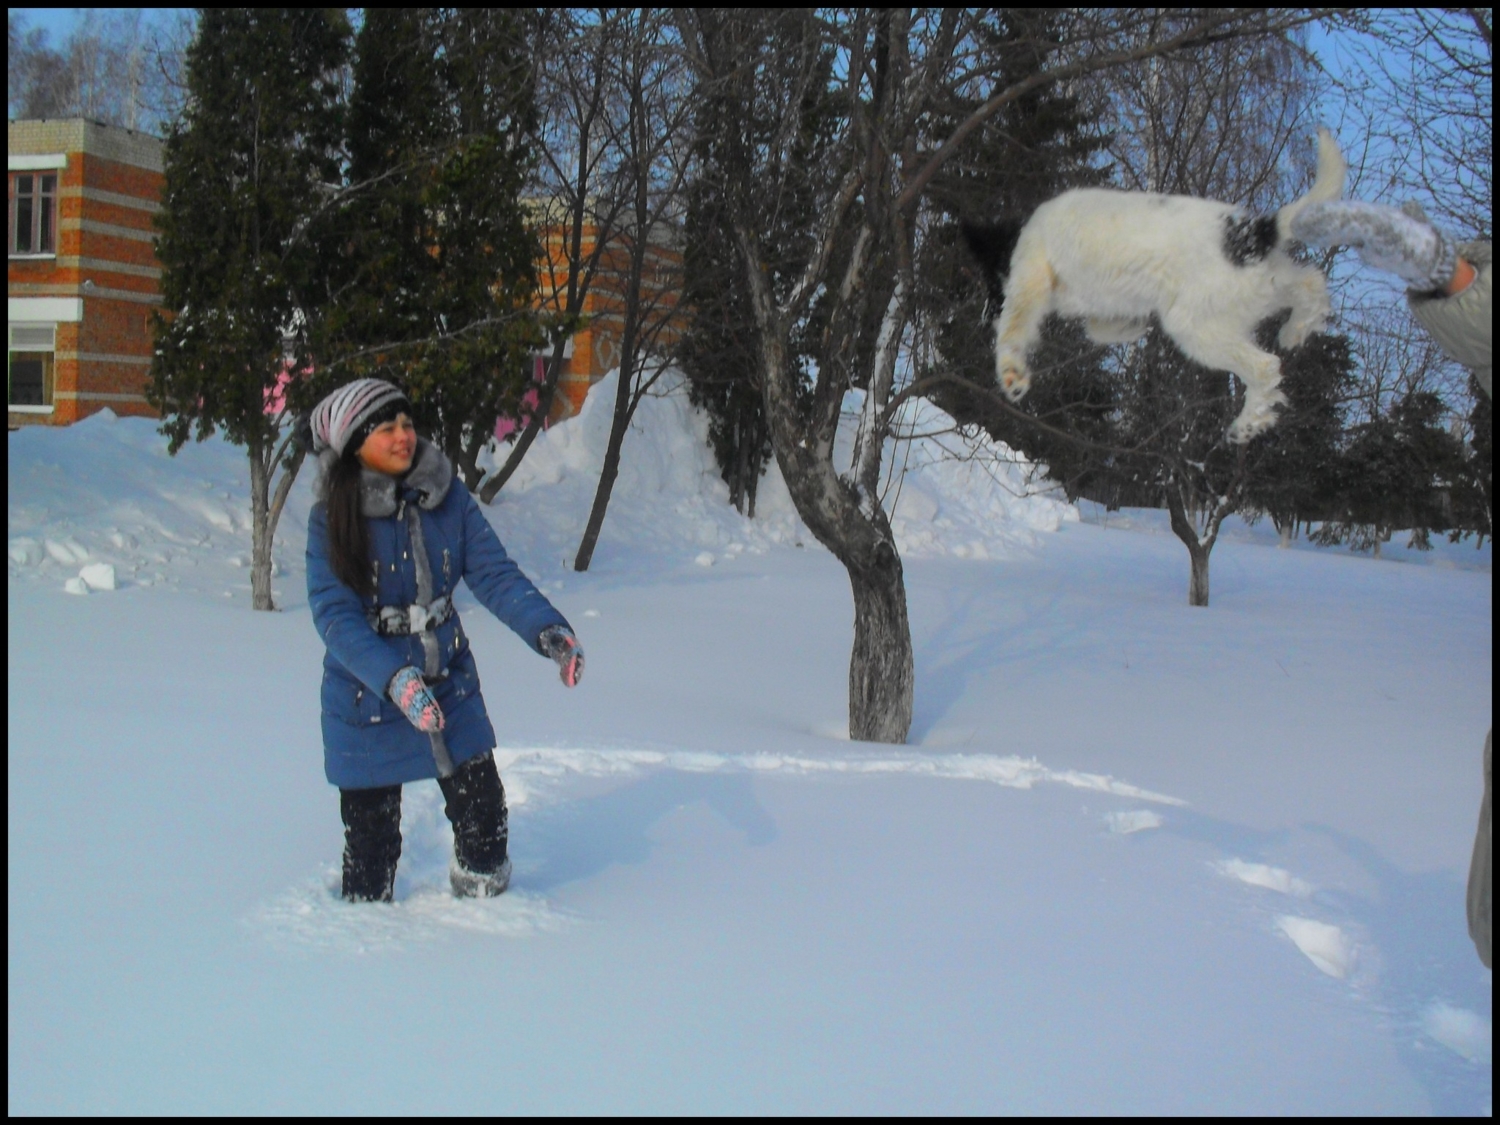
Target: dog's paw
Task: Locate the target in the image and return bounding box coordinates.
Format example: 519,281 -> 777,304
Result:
1277,318 -> 1321,350
1000,366 -> 1032,401
1227,414 -> 1266,444
1227,391 -> 1287,443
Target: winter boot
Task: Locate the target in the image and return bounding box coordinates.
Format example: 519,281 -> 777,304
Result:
340,784 -> 403,903
438,751 -> 510,897
450,855 -> 512,898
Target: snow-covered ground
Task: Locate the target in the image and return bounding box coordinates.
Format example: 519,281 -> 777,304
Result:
8,377 -> 1492,1114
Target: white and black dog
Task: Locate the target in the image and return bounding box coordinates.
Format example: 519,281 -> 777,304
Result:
963,128 -> 1346,441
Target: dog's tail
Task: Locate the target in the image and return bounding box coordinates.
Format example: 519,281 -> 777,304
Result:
1276,127 -> 1346,240
960,219 -> 1024,312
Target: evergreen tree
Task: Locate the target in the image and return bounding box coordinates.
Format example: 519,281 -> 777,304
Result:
318,8 -> 542,492
917,10 -> 1115,498
149,8 -> 350,611
1450,377 -> 1492,544
1323,389 -> 1470,554
678,175 -> 776,517
1243,331 -> 1356,543
677,14 -> 840,516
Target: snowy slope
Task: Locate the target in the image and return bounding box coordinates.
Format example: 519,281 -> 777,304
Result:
8,379 -> 1492,1114
486,368 -> 1075,572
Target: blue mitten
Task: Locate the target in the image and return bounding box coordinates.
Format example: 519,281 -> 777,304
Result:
1292,199 -> 1458,291
539,625 -> 584,688
388,666 -> 445,732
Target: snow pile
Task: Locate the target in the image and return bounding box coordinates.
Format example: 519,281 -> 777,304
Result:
839,388 -> 1076,559
1422,1001 -> 1493,1063
1216,858 -> 1315,897
490,368 -> 1076,571
6,408 -> 309,604
8,375 -> 1072,602
1105,809 -> 1165,834
487,368 -> 807,569
1277,915 -> 1357,979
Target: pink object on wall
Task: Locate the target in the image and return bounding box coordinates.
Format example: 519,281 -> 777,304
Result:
263,363 -> 304,416
494,356 -> 547,442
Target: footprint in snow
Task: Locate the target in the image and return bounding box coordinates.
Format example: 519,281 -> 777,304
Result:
1104,809 -> 1163,834
1276,915 -> 1356,979
1214,858 -> 1314,898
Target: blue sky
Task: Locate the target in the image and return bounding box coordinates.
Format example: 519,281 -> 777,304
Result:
11,7 -> 191,44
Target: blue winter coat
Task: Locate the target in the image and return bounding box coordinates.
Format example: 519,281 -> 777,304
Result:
307,439 -> 568,789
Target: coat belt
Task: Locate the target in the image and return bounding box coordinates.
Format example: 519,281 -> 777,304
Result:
367,594 -> 454,636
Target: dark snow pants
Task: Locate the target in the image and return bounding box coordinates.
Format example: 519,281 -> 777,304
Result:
340,750 -> 509,902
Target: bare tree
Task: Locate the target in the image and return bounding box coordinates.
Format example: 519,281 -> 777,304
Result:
678,8 -> 1325,741
1312,10 -> 1492,441
7,10 -> 191,135
1089,15 -> 1324,605
1321,9 -> 1491,239
478,9 -> 635,504
574,10 -> 695,571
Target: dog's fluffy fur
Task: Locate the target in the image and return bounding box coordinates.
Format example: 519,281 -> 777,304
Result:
964,128 -> 1346,442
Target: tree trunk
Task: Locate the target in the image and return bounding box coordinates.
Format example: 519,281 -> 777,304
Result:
573,354 -> 635,572
478,345 -> 566,504
249,444 -> 273,610
248,429 -> 306,612
1165,480 -> 1213,607
754,313 -> 915,742
1187,545 -> 1210,606
746,454 -> 759,519
848,546 -> 914,742
454,424 -> 489,494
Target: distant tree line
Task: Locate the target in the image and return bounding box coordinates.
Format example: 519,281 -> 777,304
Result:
8,10 -> 190,134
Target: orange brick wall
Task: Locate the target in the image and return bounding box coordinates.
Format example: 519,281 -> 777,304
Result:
9,120 -> 164,427
534,223 -> 686,421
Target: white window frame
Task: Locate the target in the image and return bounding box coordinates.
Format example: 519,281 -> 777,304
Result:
8,323 -> 58,413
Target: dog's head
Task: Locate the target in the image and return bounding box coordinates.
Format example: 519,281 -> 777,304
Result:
959,219 -> 1023,311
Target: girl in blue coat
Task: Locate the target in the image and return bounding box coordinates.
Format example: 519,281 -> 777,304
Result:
306,379 -> 584,902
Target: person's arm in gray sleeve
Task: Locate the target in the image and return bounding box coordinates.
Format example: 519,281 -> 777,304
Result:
1293,200 -> 1491,397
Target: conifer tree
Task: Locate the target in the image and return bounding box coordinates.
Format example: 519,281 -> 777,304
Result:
1244,332 -> 1356,545
1451,377 -> 1492,544
149,8 -> 350,611
915,11 -> 1115,499
677,15 -> 840,516
1323,389 -> 1470,555
319,8 -> 542,492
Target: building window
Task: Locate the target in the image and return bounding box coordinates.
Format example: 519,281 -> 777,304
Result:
8,324 -> 56,409
10,172 -> 58,256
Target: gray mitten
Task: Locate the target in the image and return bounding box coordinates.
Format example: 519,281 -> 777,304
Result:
1291,199 -> 1458,291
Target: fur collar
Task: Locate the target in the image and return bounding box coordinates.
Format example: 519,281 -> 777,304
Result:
314,437 -> 455,516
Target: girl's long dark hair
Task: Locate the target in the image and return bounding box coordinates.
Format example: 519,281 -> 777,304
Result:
326,449 -> 374,597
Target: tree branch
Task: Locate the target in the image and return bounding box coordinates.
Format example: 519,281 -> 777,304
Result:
896,8 -> 1331,211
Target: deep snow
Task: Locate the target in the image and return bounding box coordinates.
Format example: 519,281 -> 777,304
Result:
8,374 -> 1492,1114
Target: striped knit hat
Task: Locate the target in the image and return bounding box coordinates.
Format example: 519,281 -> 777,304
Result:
310,379 -> 411,457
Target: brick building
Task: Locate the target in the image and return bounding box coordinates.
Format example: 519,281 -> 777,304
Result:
532,212 -> 685,422
8,119 -> 164,428
7,118 -> 685,431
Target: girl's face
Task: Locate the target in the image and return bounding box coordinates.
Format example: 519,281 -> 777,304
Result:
357,413 -> 416,476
